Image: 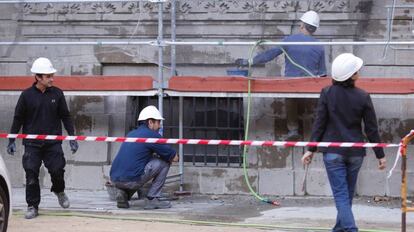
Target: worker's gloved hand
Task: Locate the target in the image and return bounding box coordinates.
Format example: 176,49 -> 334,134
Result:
69,140 -> 79,154
235,58 -> 249,67
6,142 -> 16,156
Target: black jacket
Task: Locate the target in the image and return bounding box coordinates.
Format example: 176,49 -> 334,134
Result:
308,84 -> 385,159
10,83 -> 75,146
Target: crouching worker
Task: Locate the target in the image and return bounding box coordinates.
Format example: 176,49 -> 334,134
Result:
110,105 -> 179,209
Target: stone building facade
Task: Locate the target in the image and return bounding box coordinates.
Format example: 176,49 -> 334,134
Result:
0,0 -> 413,197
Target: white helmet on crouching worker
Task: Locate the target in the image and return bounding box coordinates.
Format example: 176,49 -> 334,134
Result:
137,105 -> 164,121
300,10 -> 320,28
331,53 -> 363,82
30,57 -> 57,74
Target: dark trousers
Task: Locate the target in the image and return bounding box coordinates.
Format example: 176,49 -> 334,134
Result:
23,143 -> 66,208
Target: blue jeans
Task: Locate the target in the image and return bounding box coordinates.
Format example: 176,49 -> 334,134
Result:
323,153 -> 364,232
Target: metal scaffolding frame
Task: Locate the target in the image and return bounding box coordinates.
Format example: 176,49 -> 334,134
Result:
0,0 -> 178,189
3,41 -> 414,46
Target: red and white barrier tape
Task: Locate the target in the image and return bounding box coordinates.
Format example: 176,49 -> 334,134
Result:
0,133 -> 400,148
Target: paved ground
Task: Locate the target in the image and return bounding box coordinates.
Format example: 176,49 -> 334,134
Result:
8,188 -> 414,232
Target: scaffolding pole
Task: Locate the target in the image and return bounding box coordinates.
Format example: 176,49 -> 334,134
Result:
165,41 -> 414,46
170,0 -> 183,192
171,0 -> 177,77
156,1 -> 164,135
2,41 -> 414,46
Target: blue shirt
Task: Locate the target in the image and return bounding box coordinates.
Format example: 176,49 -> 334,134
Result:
252,33 -> 326,77
110,124 -> 176,182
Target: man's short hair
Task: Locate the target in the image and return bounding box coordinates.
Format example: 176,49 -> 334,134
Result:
304,23 -> 317,34
34,73 -> 42,82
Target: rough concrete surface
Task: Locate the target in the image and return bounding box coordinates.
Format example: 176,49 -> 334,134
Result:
8,188 -> 414,232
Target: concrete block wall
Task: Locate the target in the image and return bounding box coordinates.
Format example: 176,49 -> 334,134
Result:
0,0 -> 413,197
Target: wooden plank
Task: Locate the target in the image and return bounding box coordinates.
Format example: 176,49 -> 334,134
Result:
0,76 -> 154,91
169,76 -> 414,94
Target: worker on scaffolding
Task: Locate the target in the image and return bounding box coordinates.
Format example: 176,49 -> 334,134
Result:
236,10 -> 326,140
301,53 -> 387,232
6,57 -> 79,219
110,105 -> 179,210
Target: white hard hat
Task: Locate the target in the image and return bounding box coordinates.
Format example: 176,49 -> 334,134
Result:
331,53 -> 363,82
137,105 -> 164,121
30,57 -> 57,74
300,11 -> 320,28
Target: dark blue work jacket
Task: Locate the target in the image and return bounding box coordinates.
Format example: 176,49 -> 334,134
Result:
110,124 -> 176,182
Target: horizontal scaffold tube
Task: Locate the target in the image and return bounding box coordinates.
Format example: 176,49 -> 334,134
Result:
1,41 -> 414,46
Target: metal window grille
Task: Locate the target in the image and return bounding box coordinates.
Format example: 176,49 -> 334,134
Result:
132,96 -> 244,166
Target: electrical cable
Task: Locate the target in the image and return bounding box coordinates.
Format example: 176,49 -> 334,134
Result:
10,1 -> 174,73
382,0 -> 397,59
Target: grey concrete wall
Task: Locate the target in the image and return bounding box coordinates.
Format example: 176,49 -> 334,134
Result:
0,0 -> 413,197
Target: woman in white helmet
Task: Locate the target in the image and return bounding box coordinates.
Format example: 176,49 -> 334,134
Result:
110,105 -> 179,210
301,53 -> 386,232
236,10 -> 327,141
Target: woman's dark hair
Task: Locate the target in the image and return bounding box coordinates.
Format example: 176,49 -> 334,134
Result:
304,23 -> 317,34
332,77 -> 355,88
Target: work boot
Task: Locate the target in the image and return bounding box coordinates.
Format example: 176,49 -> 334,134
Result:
24,206 -> 39,219
55,192 -> 70,208
285,129 -> 302,141
144,198 -> 172,210
116,189 -> 129,208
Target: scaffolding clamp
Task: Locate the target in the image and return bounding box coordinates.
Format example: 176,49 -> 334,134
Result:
149,40 -> 168,47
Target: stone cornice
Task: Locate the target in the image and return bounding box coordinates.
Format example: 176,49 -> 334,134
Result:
20,0 -> 354,16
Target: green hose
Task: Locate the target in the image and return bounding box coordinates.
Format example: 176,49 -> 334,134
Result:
12,211 -> 394,232
280,46 -> 317,77
242,41 -> 270,205
242,40 -> 318,206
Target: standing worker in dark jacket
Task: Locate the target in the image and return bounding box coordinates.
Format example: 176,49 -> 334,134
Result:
236,11 -> 326,140
6,57 -> 79,219
301,53 -> 386,232
110,105 -> 178,210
